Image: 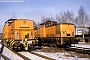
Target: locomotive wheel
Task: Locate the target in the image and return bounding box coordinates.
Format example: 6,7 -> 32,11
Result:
13,44 -> 23,52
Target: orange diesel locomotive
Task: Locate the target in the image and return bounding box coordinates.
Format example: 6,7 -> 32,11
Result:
3,19 -> 37,51
34,21 -> 79,47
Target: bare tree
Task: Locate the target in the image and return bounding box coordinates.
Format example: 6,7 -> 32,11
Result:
56,11 -> 67,23
56,10 -> 74,23
75,6 -> 89,26
41,15 -> 47,23
34,21 -> 40,27
41,15 -> 53,23
66,10 -> 74,23
75,6 -> 90,41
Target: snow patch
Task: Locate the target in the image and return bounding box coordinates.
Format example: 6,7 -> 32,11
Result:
33,51 -> 90,60
2,46 -> 24,60
19,52 -> 46,60
72,42 -> 90,48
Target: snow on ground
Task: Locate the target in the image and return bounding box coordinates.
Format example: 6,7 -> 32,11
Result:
0,56 -> 5,60
0,40 -> 1,42
1,46 -> 24,60
0,43 -> 2,49
0,44 -> 45,60
33,51 -> 90,60
0,41 -> 2,49
1,42 -> 90,60
18,52 -> 46,60
72,42 -> 90,48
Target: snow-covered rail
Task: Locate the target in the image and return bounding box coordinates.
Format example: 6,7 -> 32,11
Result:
1,42 -> 55,60
0,43 -> 30,60
66,47 -> 90,55
1,41 -> 90,60
0,54 -> 10,60
18,51 -> 55,60
67,42 -> 90,55
30,51 -> 55,60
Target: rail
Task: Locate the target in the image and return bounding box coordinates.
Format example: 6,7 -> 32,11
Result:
66,47 -> 90,55
12,50 -> 30,60
1,42 -> 30,60
30,52 -> 55,60
0,54 -> 10,60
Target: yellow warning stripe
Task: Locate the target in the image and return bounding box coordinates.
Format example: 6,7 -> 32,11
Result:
11,42 -> 15,45
10,40 -> 14,44
10,39 -> 15,45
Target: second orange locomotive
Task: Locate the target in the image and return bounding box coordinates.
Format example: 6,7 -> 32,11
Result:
34,21 -> 79,47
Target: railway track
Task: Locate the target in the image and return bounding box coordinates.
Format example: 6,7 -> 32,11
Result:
0,43 -> 30,60
1,40 -> 90,60
18,51 -> 55,60
30,51 -> 55,60
1,42 -> 55,60
0,53 -> 10,60
12,50 -> 30,60
8,46 -> 55,60
66,47 -> 90,55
